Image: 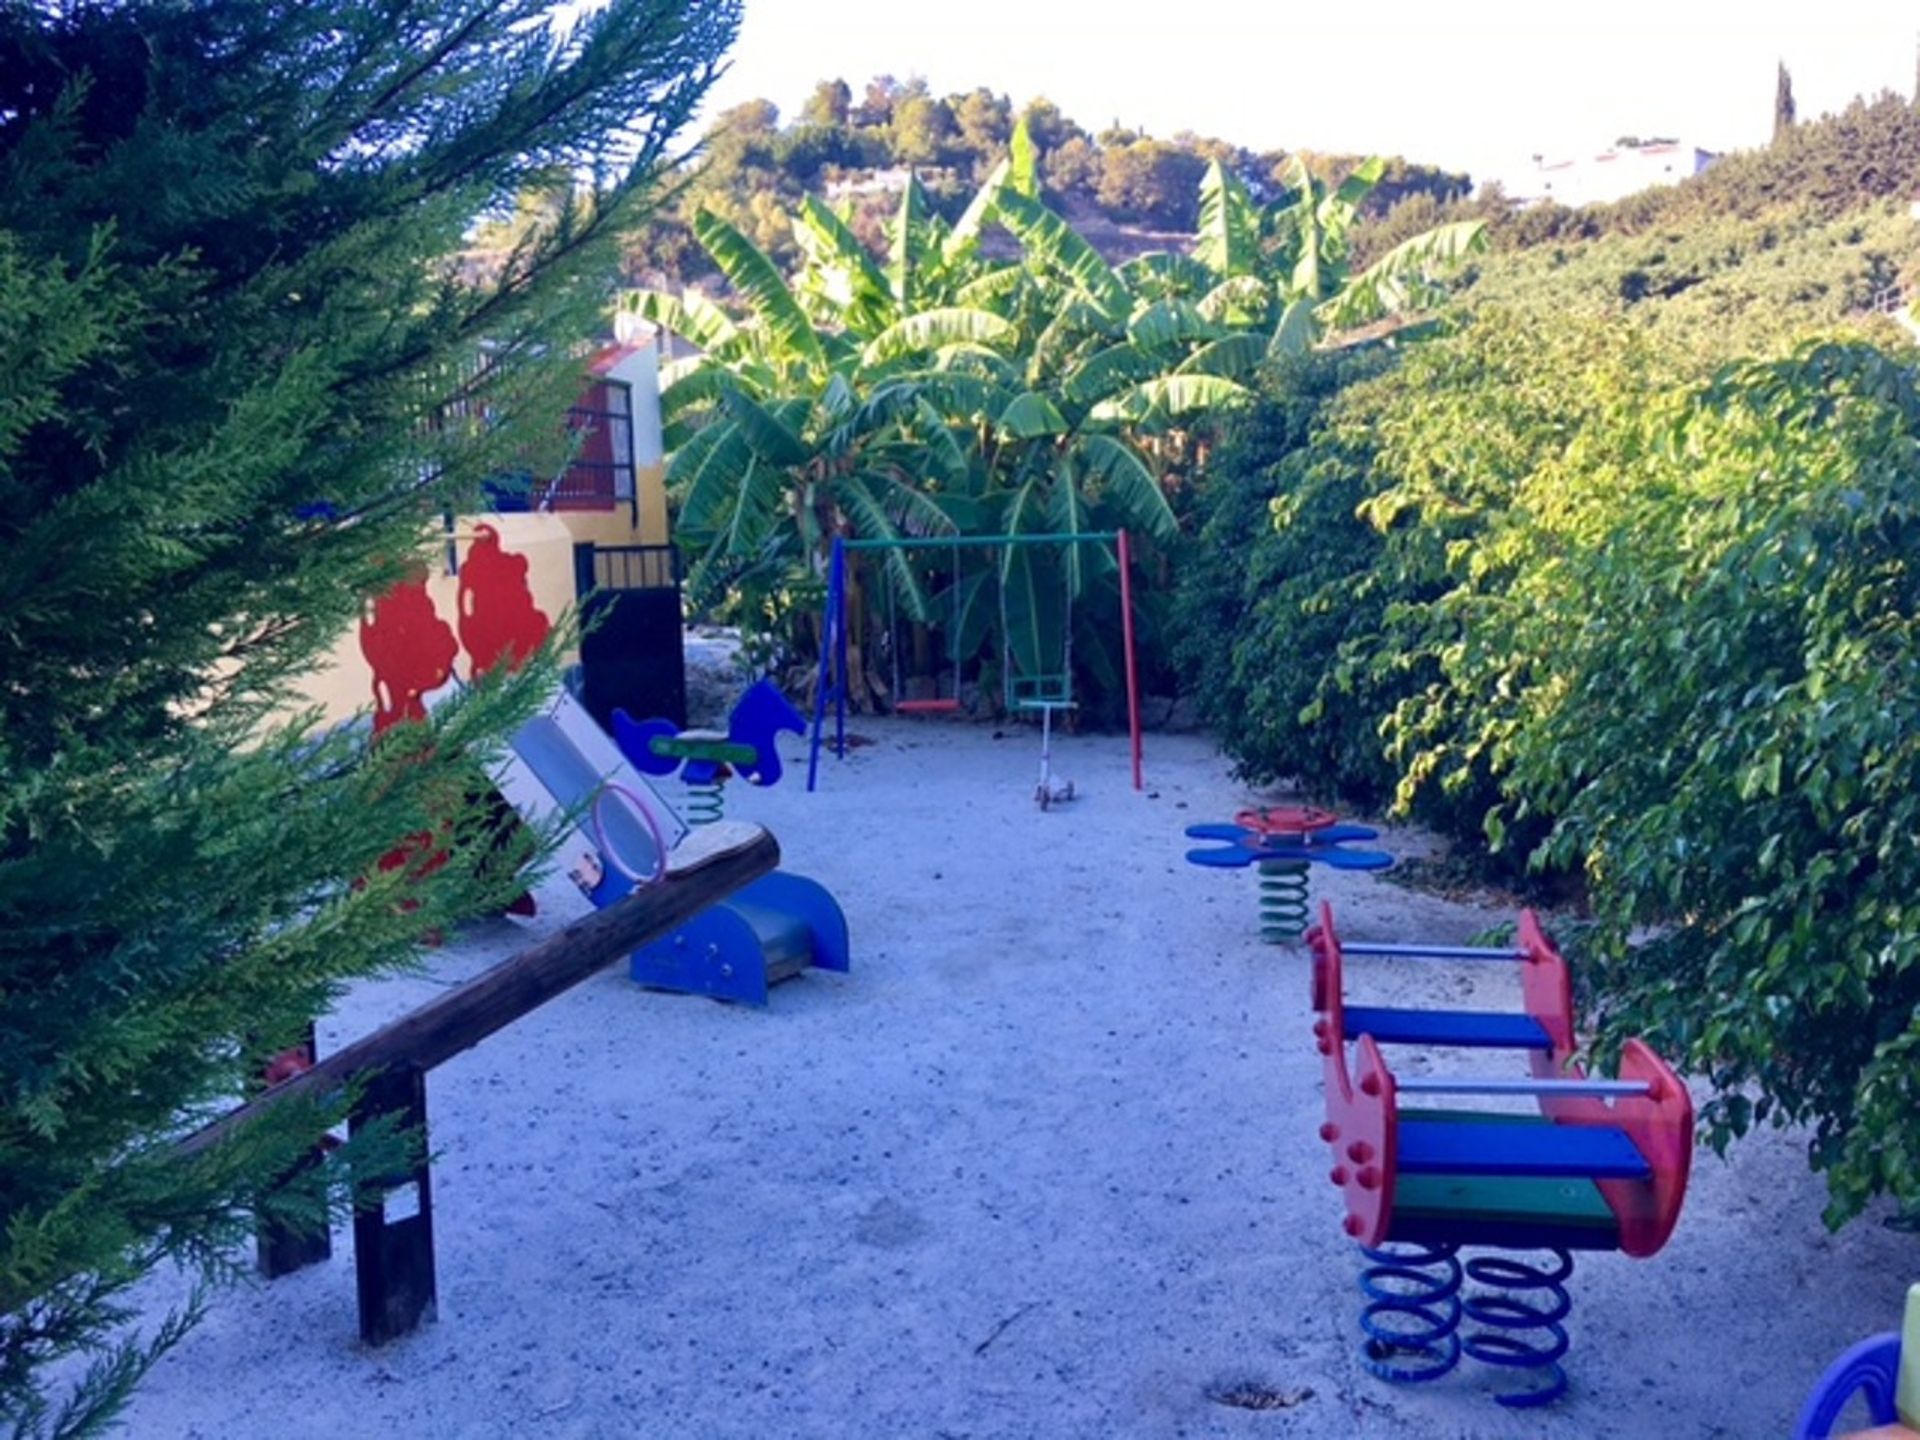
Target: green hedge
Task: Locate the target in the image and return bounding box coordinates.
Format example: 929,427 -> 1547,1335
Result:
1181,312 -> 1920,1220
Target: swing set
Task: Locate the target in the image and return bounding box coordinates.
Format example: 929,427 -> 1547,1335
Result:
805,530 -> 1145,800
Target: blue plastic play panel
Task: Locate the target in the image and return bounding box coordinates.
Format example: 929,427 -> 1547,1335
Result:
1398,1119 -> 1651,1181
1181,820 -> 1392,873
1344,1005 -> 1552,1050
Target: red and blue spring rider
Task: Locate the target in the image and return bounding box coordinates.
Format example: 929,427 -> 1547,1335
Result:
1309,902 -> 1693,1407
1185,806 -> 1392,942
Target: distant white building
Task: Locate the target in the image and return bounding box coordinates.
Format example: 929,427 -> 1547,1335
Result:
1515,141 -> 1720,208
824,165 -> 914,200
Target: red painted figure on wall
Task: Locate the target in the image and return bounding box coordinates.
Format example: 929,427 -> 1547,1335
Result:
360,573 -> 460,735
457,523 -> 551,678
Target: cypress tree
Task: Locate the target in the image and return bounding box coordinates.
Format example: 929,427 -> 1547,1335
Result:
1775,60 -> 1798,141
0,3 -> 737,1434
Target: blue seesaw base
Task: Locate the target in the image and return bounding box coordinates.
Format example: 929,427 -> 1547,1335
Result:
630,871 -> 850,1006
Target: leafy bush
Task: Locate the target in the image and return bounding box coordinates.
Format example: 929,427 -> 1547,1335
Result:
1174,348 -> 1399,800
1390,338 -> 1920,1222
1181,313 -> 1694,858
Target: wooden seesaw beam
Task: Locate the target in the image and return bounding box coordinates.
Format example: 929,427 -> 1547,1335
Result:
178,821 -> 780,1343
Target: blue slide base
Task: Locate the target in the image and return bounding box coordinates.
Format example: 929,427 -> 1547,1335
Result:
628,869 -> 849,1005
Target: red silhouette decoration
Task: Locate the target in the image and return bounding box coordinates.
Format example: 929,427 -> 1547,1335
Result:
457,523 -> 551,678
360,574 -> 460,735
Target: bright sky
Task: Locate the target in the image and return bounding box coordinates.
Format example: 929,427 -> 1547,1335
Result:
697,0 -> 1918,191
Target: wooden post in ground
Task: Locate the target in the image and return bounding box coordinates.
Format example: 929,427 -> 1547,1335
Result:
351,1065 -> 436,1345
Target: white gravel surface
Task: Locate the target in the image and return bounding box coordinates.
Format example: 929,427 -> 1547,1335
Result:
115,721 -> 1914,1439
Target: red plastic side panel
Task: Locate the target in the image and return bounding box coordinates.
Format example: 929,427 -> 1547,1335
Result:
1517,909 -> 1578,1061
1537,1039 -> 1693,1257
1308,902 -> 1337,1015
1326,1036 -> 1397,1247
1309,905 -> 1397,1247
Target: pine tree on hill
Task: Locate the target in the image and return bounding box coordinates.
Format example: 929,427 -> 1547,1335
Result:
0,2 -> 736,1434
1776,60 -> 1799,140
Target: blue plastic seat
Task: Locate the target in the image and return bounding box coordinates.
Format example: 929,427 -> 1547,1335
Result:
1345,1005 -> 1551,1050
1398,1119 -> 1651,1180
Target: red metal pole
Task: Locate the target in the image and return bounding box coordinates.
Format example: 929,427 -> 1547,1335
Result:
1117,529 -> 1143,791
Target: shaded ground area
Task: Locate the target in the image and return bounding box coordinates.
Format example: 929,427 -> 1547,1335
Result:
120,722 -> 1911,1438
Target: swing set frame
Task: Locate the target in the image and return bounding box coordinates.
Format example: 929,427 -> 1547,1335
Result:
805,530 -> 1145,793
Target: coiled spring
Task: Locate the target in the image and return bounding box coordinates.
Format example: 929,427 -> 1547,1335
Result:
1257,855 -> 1311,943
1358,1241 -> 1463,1384
1462,1250 -> 1573,1408
682,776 -> 725,827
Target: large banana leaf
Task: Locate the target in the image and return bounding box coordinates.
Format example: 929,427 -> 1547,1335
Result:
1127,299 -> 1220,350
1196,274 -> 1273,326
691,210 -> 826,375
1075,432 -> 1177,541
1009,117 -> 1039,198
995,191 -> 1130,320
942,157 -> 1010,267
665,414 -> 748,516
835,477 -> 943,623
904,369 -> 1013,423
657,366 -> 733,449
1269,296 -> 1318,360
861,307 -> 1018,367
1061,342 -> 1168,408
795,195 -> 895,335
1050,462 -> 1089,598
996,392 -> 1070,439
1194,160 -> 1260,279
1121,251 -> 1218,299
1319,155 -> 1385,234
888,174 -> 928,307
931,344 -> 1022,385
996,476 -> 1067,684
620,289 -> 740,356
1029,293 -> 1115,386
1088,373 -> 1250,428
913,397 -> 971,485
1176,333 -> 1266,381
953,264 -> 1028,309
720,387 -> 811,468
1317,220 -> 1488,331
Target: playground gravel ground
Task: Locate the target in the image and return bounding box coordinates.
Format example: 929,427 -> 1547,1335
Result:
118,720 -> 1911,1439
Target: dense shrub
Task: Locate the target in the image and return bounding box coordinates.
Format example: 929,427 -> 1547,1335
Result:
1388,339 -> 1920,1222
1174,347 -> 1399,801
1180,315 -> 1696,850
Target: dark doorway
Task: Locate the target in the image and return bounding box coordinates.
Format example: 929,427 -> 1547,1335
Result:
573,543 -> 686,731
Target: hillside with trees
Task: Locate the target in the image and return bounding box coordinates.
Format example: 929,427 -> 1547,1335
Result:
1350,91 -> 1920,348
620,76 -> 1471,287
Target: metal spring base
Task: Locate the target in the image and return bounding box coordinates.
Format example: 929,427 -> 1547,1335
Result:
682,778 -> 724,827
1462,1251 -> 1573,1408
1257,856 -> 1310,943
1358,1244 -> 1574,1407
1360,1241 -> 1463,1383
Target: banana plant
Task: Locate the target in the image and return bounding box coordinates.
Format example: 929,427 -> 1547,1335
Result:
1189,155 -> 1488,356
619,211 -> 994,623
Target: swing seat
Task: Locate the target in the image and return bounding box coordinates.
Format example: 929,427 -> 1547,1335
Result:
896,698 -> 962,716
1011,674 -> 1073,709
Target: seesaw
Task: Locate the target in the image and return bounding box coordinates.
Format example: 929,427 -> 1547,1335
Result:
499,689 -> 847,1006
1309,902 -> 1693,1407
